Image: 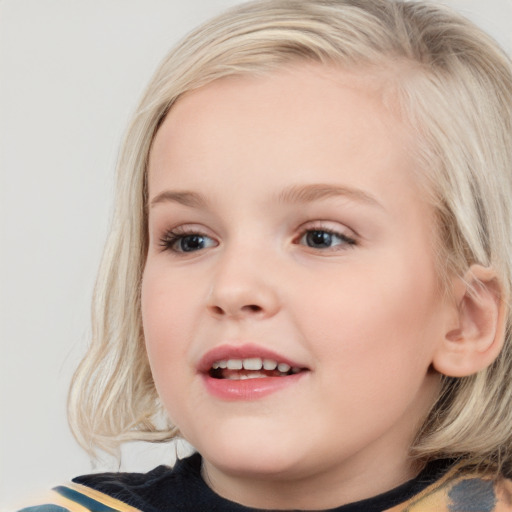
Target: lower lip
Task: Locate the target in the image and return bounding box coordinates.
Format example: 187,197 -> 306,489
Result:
202,372 -> 305,400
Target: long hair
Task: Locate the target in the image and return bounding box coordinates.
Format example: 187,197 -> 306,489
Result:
68,0 -> 512,475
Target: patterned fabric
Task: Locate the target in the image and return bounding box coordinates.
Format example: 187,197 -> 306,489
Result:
17,462 -> 512,511
17,483 -> 141,512
384,468 -> 512,512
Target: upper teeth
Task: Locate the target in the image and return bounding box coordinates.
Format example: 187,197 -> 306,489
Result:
212,358 -> 294,373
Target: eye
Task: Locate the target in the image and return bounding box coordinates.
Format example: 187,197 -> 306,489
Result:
160,229 -> 218,253
299,228 -> 356,250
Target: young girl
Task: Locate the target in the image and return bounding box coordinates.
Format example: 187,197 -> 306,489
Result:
19,0 -> 512,510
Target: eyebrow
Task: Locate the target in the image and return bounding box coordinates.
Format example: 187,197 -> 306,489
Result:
149,183 -> 383,210
277,183 -> 384,210
150,190 -> 208,208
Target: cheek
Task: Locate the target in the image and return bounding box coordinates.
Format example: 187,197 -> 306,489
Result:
141,277 -> 197,429
305,266 -> 442,427
296,257 -> 443,376
141,266 -> 198,399
141,263 -> 197,344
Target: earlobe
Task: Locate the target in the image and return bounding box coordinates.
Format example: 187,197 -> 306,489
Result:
432,265 -> 507,377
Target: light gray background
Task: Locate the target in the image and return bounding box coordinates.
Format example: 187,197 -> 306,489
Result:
1,0 -> 511,509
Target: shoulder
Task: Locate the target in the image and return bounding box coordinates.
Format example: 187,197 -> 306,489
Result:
70,453 -> 204,509
16,453 -> 207,512
393,463 -> 512,512
15,482 -> 142,512
15,454 -> 203,512
441,473 -> 512,512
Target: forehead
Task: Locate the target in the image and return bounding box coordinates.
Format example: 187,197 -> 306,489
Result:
157,62 -> 403,131
149,63 -> 416,191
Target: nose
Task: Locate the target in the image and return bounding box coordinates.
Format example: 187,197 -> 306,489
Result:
206,247 -> 281,320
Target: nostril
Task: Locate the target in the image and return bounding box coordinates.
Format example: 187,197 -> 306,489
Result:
210,305 -> 224,315
243,304 -> 262,313
207,301 -> 270,318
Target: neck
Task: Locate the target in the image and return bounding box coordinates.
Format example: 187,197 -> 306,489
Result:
201,447 -> 423,510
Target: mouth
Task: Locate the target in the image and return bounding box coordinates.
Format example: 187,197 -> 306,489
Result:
209,357 -> 305,380
198,344 -> 309,399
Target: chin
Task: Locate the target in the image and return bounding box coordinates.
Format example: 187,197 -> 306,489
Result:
207,448 -> 304,479
188,419 -> 306,478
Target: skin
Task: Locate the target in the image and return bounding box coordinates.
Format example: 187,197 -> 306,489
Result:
142,64 -> 461,510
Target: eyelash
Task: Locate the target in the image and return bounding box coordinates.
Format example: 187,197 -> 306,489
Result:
159,227 -> 216,253
296,226 -> 357,251
158,225 -> 357,254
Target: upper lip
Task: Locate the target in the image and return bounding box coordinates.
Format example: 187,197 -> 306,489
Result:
197,343 -> 308,373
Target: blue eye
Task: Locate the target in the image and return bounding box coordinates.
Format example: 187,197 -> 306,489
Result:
300,229 -> 356,249
176,234 -> 210,252
160,231 -> 217,253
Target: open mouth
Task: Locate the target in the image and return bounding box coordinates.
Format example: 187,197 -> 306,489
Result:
209,357 -> 306,380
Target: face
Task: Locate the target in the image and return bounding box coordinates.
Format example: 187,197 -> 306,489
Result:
142,64 -> 452,508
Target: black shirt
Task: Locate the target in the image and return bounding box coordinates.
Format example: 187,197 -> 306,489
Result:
72,453 -> 455,511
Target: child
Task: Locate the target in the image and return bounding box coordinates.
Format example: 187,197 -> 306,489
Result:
20,0 -> 512,510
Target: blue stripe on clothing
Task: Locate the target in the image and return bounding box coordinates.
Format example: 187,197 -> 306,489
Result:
19,507 -> 70,512
53,486 -> 121,511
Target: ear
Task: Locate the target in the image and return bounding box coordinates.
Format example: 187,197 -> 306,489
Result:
432,264 -> 507,377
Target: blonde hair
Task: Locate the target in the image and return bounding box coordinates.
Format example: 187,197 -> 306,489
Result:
68,0 -> 512,474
